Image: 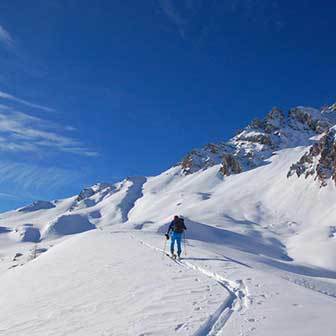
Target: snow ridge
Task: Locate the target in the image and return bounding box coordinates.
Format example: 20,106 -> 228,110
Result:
118,176 -> 147,222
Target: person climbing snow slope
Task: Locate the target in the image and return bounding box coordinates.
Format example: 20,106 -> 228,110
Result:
165,215 -> 187,259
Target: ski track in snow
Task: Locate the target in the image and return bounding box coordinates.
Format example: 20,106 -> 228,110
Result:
132,235 -> 249,336
184,261 -> 249,336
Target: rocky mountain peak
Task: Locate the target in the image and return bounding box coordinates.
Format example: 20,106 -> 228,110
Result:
245,107 -> 285,134
180,104 -> 336,178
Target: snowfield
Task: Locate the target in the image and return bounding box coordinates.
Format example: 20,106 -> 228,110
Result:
1,110 -> 336,335
0,231 -> 227,336
0,227 -> 335,336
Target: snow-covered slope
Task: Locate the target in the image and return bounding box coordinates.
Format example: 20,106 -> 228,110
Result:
1,103 -> 336,335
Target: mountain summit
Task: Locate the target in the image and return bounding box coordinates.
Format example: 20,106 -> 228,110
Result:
181,105 -> 336,178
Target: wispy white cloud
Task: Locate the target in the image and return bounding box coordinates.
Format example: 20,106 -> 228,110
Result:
158,0 -> 198,38
0,104 -> 11,110
0,90 -> 96,156
0,109 -> 97,157
0,160 -> 81,195
65,125 -> 77,131
0,24 -> 14,49
159,0 -> 189,26
0,90 -> 54,112
158,0 -> 285,40
0,191 -> 19,200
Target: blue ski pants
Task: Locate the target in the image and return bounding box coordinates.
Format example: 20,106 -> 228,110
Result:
170,232 -> 183,255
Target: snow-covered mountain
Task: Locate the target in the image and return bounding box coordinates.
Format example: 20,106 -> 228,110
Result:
1,103 -> 336,336
181,105 -> 335,176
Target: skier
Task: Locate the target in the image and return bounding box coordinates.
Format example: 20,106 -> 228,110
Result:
165,215 -> 187,259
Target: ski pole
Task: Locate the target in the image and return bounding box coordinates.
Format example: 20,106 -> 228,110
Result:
163,236 -> 167,258
183,231 -> 187,257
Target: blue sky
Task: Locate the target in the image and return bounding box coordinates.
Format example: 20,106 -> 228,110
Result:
0,0 -> 335,211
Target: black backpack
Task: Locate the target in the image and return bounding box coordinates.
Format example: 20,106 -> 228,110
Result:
172,218 -> 185,233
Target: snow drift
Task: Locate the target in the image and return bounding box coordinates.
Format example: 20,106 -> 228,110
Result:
46,214 -> 96,236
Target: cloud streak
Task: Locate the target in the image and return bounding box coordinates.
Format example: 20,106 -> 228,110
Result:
158,0 -> 285,41
0,160 -> 82,197
0,191 -> 19,200
0,90 -> 55,112
0,107 -> 97,157
158,0 -> 201,38
159,0 -> 189,26
0,25 -> 14,49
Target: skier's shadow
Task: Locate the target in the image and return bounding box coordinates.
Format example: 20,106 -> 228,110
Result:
160,219 -> 336,279
158,218 -> 291,261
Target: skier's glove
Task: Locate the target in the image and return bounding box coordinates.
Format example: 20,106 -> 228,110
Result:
165,233 -> 169,240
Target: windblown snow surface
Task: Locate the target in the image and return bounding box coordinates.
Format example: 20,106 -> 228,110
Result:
1,148 -> 336,335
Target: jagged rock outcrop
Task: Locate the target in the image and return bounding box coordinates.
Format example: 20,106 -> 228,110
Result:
219,154 -> 242,176
287,128 -> 336,186
288,107 -> 331,133
181,143 -> 228,174
76,183 -> 114,202
248,107 -> 286,134
181,104 -> 336,177
69,183 -> 117,212
322,103 -> 336,114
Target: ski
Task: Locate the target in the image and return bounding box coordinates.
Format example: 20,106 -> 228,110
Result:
165,253 -> 176,259
164,253 -> 183,264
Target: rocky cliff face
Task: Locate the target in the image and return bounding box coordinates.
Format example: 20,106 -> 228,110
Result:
219,154 -> 242,176
181,105 -> 335,177
70,183 -> 116,211
288,127 -> 336,187
76,183 -> 114,202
